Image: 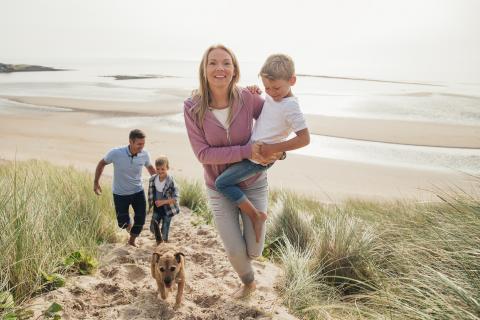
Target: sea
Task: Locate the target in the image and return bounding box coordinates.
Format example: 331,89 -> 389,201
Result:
0,58 -> 479,175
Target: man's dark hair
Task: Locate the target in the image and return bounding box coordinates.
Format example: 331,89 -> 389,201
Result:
129,129 -> 146,141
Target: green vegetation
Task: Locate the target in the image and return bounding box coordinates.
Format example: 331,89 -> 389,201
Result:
267,188 -> 480,319
0,160 -> 117,317
177,177 -> 213,225
154,176 -> 480,318
4,162 -> 475,319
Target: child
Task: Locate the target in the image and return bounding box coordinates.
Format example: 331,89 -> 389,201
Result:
148,156 -> 180,245
215,54 -> 310,243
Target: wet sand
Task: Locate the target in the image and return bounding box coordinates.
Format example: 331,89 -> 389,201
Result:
0,94 -> 477,202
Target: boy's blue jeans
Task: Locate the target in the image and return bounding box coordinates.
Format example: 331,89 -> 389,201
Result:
215,159 -> 271,204
150,206 -> 172,242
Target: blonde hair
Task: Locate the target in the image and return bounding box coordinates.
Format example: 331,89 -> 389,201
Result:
192,44 -> 241,127
155,155 -> 169,169
260,54 -> 295,81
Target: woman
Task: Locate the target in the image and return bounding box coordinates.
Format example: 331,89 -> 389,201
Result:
183,44 -> 278,298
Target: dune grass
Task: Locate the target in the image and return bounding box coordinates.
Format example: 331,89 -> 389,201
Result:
177,177 -> 213,225
151,176 -> 479,319
0,160 -> 117,313
267,187 -> 480,320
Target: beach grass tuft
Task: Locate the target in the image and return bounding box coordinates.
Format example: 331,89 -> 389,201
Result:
268,187 -> 480,319
0,160 -> 117,312
177,177 -> 213,225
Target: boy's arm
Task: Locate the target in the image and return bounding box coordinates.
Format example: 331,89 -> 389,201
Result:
155,199 -> 172,206
172,181 -> 179,203
260,128 -> 310,157
164,182 -> 179,205
156,182 -> 179,206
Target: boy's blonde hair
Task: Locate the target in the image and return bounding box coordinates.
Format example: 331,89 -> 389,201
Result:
155,155 -> 169,169
259,54 -> 295,81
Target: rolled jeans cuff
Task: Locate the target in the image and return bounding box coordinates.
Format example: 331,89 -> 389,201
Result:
234,194 -> 247,205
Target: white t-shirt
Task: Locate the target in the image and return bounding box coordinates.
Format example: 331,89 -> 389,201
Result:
211,108 -> 230,129
154,175 -> 167,192
251,95 -> 307,144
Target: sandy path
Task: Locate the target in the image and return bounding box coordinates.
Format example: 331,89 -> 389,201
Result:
25,208 -> 296,320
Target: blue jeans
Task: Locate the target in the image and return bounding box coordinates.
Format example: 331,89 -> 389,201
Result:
150,206 -> 172,242
215,159 -> 271,204
112,190 -> 146,236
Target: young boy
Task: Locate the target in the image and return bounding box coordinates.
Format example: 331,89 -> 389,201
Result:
148,156 -> 180,245
215,54 -> 310,243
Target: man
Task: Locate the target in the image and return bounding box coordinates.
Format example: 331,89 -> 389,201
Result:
94,129 -> 156,247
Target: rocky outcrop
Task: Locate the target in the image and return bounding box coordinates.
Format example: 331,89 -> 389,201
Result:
102,74 -> 177,80
0,63 -> 65,73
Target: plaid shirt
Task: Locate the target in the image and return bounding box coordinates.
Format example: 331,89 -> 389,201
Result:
147,174 -> 180,217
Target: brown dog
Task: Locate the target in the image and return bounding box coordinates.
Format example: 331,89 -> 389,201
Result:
151,243 -> 186,309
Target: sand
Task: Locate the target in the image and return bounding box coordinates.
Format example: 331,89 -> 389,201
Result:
308,114 -> 480,148
0,94 -> 477,202
25,208 -> 297,319
1,92 -> 478,319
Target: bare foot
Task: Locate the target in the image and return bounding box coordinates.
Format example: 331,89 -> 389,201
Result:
237,200 -> 267,243
128,235 -> 138,247
232,282 -> 256,299
173,303 -> 182,310
252,211 -> 267,243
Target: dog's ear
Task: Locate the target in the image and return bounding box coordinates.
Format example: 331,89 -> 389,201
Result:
152,252 -> 161,264
174,252 -> 185,263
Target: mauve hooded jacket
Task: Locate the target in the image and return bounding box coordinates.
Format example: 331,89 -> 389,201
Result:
183,88 -> 264,190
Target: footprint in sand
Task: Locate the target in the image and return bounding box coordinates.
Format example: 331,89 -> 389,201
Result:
70,286 -> 88,296
112,247 -> 130,257
193,294 -> 221,308
95,283 -> 121,294
100,266 -> 120,278
71,298 -> 87,311
122,264 -> 147,282
196,227 -> 211,236
129,247 -> 154,263
116,255 -> 136,264
107,247 -> 136,264
201,238 -> 218,246
191,252 -> 213,265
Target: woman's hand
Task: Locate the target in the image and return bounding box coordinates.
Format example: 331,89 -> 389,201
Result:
246,85 -> 262,95
251,142 -> 280,165
259,143 -> 277,158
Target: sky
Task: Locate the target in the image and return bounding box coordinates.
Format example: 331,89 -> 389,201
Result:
1,0 -> 479,82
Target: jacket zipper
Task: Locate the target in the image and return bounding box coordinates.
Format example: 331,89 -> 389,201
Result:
226,126 -> 231,145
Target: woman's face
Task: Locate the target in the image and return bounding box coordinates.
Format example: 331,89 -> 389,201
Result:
206,48 -> 235,90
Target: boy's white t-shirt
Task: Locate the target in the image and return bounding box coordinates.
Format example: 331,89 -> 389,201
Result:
251,95 -> 307,144
154,175 -> 167,192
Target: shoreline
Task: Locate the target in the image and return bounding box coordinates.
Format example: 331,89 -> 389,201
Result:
2,95 -> 479,149
0,94 -> 478,202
